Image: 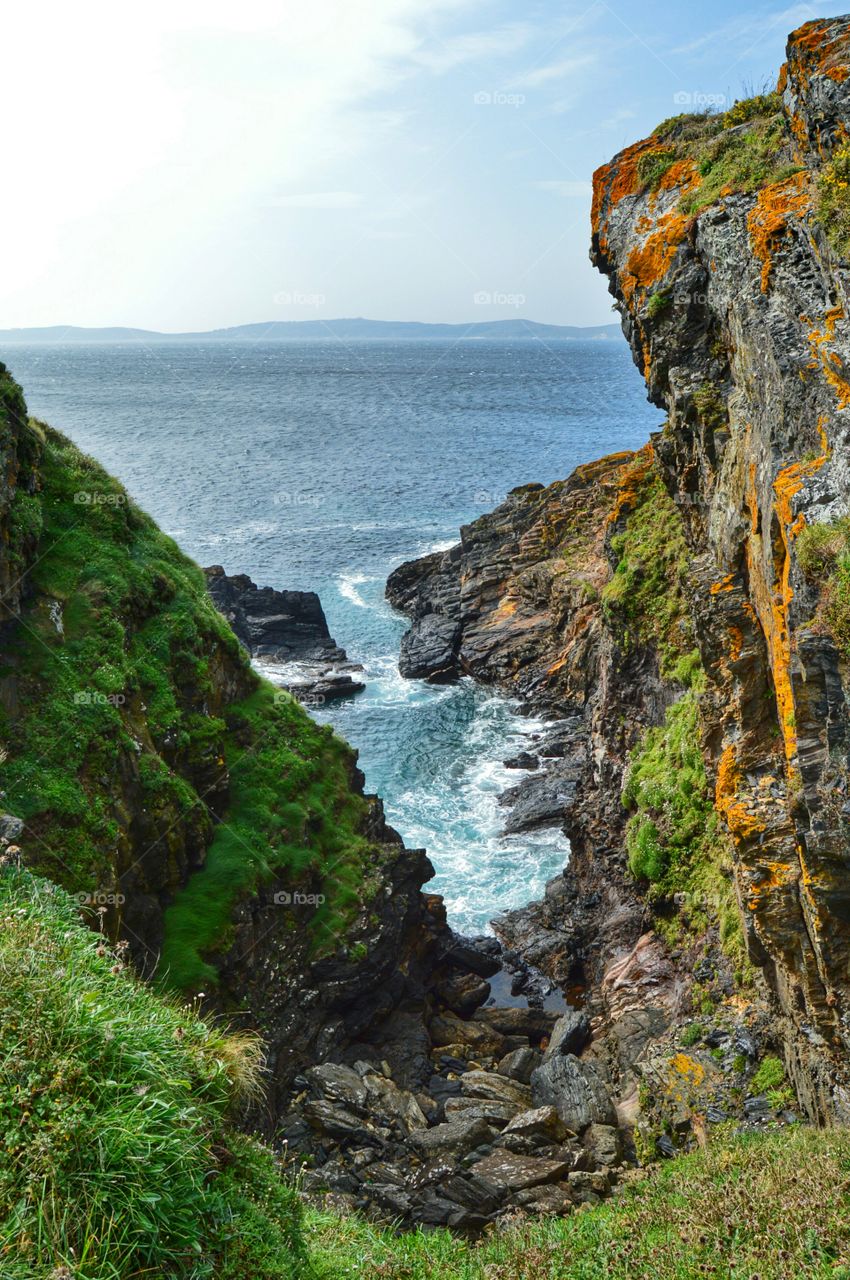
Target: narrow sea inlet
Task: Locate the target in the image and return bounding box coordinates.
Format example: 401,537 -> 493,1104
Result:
10,337 -> 663,932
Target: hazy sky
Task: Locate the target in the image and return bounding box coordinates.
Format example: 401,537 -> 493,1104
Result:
3,0 -> 824,330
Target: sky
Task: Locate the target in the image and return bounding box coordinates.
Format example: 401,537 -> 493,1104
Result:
1,0 -> 829,330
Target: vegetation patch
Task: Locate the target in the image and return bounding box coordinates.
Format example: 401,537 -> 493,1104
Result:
816,141 -> 850,259
621,691 -> 744,962
0,420 -> 379,991
306,1127 -> 850,1279
648,94 -> 801,217
601,458 -> 695,676
0,868 -> 305,1280
797,516 -> 850,656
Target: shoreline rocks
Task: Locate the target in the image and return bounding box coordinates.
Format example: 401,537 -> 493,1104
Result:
205,564 -> 365,700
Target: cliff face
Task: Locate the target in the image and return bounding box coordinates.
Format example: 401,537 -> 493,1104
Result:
390,17 -> 850,1128
592,16 -> 850,1120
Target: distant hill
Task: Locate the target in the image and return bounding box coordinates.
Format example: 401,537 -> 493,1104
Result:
0,318 -> 623,344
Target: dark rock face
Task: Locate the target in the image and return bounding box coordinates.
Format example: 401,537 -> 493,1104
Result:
204,564 -> 365,700
591,16 -> 850,1119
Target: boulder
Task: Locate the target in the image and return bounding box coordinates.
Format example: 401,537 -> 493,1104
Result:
472,1006 -> 559,1038
470,1151 -> 572,1192
498,1046 -> 541,1084
459,1070 -> 533,1109
430,1011 -> 506,1056
583,1123 -> 623,1168
443,1097 -> 521,1127
543,1008 -> 591,1059
501,1104 -> 569,1142
409,1117 -> 495,1158
435,971 -> 492,1016
530,1054 -> 616,1131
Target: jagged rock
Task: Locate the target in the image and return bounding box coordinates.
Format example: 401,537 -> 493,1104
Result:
543,1009 -> 591,1059
398,612 -> 461,683
469,1151 -> 572,1192
442,934 -> 503,978
530,1055 -> 616,1132
459,1070 -> 533,1109
205,565 -> 365,700
504,752 -> 539,770
497,1047 -> 542,1084
499,761 -> 581,833
409,1117 -> 495,1157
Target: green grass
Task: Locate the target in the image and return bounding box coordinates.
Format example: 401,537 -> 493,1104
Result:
0,867 -> 306,1280
621,690 -> 743,961
601,460 -> 695,675
645,93 -> 800,217
797,516 -> 850,657
0,419 -> 382,992
304,1127 -> 850,1279
816,141 -> 850,259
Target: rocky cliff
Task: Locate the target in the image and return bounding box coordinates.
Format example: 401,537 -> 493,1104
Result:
390,16 -> 850,1135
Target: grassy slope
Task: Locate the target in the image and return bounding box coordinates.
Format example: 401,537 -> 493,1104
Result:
0,420 -> 379,990
0,868 -> 305,1280
306,1127 -> 850,1279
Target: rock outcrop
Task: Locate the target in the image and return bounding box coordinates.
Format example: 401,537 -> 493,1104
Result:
205,564 -> 365,700
389,16 -> 850,1140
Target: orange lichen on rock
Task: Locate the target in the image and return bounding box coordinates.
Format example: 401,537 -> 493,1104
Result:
591,137 -> 659,252
710,574 -> 735,596
622,210 -> 692,304
728,625 -> 744,662
606,444 -> 655,527
807,308 -> 850,410
746,429 -> 830,766
656,159 -> 699,196
746,172 -> 811,293
716,743 -> 766,839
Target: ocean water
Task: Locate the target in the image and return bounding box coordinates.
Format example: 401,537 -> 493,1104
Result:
6,339 -> 663,932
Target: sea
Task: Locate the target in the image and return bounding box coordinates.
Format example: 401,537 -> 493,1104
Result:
5,338 -> 663,933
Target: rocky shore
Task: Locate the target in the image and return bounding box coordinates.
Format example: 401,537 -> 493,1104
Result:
205,564 -> 366,701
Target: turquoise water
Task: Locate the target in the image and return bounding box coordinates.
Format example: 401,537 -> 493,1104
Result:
6,338 -> 662,931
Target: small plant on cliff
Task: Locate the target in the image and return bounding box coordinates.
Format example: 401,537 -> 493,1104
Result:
637,146 -> 677,191
692,381 -> 727,431
751,1054 -> 786,1094
797,516 -> 850,657
817,141 -> 850,259
647,289 -> 672,320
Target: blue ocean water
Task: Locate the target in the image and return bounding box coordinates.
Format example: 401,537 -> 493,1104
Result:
6,339 -> 663,932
